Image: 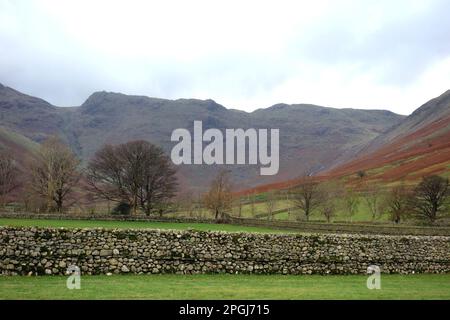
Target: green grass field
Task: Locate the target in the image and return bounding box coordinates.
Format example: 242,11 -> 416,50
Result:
230,197 -> 390,223
0,274 -> 448,300
0,218 -> 294,233
172,197 -> 384,223
1,218 -> 448,300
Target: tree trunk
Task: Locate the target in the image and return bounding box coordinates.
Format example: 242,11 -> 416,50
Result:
133,196 -> 138,215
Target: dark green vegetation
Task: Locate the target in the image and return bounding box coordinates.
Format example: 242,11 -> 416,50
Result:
0,274 -> 449,300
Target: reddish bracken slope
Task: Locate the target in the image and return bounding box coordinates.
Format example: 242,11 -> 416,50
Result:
239,91 -> 450,195
322,114 -> 450,184
239,117 -> 450,195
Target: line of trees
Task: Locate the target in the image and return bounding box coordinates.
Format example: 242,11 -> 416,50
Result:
0,137 -> 178,215
287,174 -> 449,224
1,137 -> 448,224
199,170 -> 448,224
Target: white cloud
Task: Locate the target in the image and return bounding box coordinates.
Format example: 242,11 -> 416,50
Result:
0,0 -> 449,114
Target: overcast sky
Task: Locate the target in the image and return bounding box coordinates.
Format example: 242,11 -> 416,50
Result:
1,0 -> 450,115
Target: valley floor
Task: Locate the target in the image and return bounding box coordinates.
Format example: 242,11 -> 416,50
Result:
0,218 -> 295,233
0,274 -> 449,300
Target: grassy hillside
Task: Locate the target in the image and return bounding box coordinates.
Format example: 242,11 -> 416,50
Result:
0,125 -> 39,149
0,126 -> 39,170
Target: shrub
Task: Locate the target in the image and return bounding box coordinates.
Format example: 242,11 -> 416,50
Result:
111,202 -> 132,215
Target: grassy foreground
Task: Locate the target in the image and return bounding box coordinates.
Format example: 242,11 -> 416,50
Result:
0,274 -> 449,300
0,218 -> 291,233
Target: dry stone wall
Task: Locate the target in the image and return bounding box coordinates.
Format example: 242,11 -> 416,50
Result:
0,226 -> 449,275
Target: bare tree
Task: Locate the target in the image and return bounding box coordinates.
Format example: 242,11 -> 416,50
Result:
383,185 -> 410,224
233,195 -> 244,218
22,183 -> 47,213
409,175 -> 449,223
203,170 -> 233,221
265,190 -> 277,221
194,192 -> 205,218
321,202 -> 335,223
343,187 -> 359,222
290,176 -> 322,221
319,182 -> 340,223
250,192 -> 256,217
29,137 -> 80,212
154,197 -> 177,217
177,191 -> 196,217
356,170 -> 366,180
284,191 -> 293,220
0,153 -> 19,206
87,140 -> 178,215
362,184 -> 382,221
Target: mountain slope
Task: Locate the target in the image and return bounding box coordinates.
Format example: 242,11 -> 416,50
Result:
360,89 -> 450,153
0,84 -> 405,191
0,126 -> 39,167
322,91 -> 450,185
0,126 -> 39,201
237,90 -> 450,196
0,84 -> 66,142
